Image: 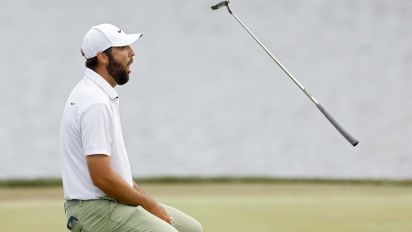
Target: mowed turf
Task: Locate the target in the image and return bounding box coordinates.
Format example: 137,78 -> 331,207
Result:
0,183 -> 411,232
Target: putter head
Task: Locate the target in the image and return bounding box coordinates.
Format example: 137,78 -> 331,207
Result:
211,1 -> 232,14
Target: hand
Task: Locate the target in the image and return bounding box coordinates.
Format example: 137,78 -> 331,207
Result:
145,201 -> 173,224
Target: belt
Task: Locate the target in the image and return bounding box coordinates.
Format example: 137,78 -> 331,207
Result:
64,197 -> 117,211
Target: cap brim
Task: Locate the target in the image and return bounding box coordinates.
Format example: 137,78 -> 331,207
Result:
113,33 -> 143,47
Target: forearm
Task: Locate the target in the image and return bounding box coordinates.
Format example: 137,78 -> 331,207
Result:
96,173 -> 171,223
95,171 -> 155,208
86,155 -> 172,223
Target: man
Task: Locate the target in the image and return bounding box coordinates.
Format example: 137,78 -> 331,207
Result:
59,23 -> 203,232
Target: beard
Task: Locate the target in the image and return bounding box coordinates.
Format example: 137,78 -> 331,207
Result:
106,53 -> 130,85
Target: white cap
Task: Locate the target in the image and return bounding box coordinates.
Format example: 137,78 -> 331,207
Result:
81,23 -> 142,59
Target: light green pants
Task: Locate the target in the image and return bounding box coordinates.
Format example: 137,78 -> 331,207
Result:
64,199 -> 203,232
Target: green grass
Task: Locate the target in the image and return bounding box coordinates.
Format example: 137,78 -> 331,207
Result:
0,183 -> 412,232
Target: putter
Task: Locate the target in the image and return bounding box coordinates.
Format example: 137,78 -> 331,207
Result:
211,1 -> 359,146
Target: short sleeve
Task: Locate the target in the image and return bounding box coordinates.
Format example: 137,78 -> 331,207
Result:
80,103 -> 113,156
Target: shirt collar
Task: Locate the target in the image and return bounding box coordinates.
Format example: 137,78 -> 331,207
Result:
84,68 -> 119,100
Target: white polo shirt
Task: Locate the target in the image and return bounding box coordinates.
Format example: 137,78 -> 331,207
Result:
59,68 -> 133,200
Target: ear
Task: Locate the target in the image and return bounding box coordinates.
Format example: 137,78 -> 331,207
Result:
96,52 -> 109,65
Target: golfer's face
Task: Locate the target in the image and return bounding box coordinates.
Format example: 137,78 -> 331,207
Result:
111,45 -> 135,74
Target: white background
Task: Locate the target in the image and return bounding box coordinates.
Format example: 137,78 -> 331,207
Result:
1,0 -> 411,179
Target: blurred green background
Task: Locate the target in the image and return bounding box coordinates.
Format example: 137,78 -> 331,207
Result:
1,181 -> 412,232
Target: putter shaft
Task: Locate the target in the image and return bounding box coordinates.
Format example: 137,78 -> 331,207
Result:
212,2 -> 359,146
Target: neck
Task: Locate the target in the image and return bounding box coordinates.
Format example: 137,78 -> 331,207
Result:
94,66 -> 117,87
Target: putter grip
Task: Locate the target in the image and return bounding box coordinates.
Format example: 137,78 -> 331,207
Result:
211,1 -> 229,10
316,104 -> 359,146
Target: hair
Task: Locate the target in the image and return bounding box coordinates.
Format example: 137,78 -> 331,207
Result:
82,47 -> 113,71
